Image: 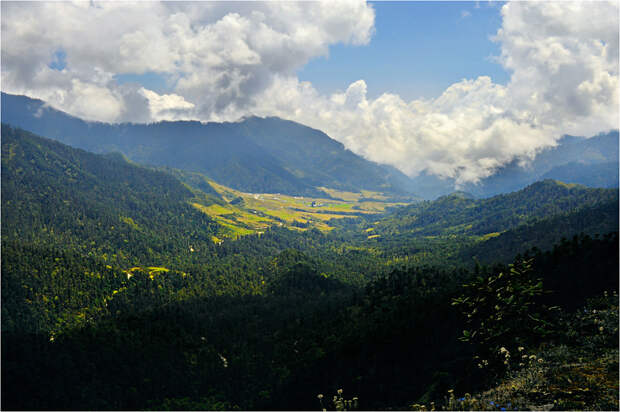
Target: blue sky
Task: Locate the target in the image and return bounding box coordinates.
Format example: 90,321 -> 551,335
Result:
299,1 -> 509,101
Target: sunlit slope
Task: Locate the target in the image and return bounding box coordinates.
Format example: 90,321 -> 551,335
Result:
370,180 -> 618,237
187,179 -> 409,238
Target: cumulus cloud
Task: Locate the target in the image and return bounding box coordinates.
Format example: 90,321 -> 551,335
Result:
1,0 -> 374,121
250,1 -> 618,184
139,88 -> 195,121
1,1 -> 617,184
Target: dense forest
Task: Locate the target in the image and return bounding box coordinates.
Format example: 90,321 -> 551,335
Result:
2,125 -> 618,410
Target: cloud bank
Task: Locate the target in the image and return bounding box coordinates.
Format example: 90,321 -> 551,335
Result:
2,1 -> 617,184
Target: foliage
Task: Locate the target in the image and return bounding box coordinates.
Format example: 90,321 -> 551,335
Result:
1,123 -> 618,411
452,259 -> 555,376
317,389 -> 359,411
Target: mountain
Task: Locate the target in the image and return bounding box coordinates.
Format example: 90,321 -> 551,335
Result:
460,199 -> 619,264
406,131 -> 619,199
1,124 -> 221,269
1,92 -> 413,197
2,125 -> 618,412
367,179 -> 618,238
0,124 -> 387,334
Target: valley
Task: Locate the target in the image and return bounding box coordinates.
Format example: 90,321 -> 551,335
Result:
1,101 -> 618,411
188,178 -> 408,238
2,2 -> 619,411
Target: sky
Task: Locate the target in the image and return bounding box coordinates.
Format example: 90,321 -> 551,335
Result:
299,1 -> 509,101
1,1 -> 618,185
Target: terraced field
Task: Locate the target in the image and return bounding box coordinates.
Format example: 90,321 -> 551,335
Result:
190,180 -> 409,240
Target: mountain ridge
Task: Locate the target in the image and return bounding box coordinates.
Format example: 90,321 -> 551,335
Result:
1,92 -> 413,197
2,92 -> 617,200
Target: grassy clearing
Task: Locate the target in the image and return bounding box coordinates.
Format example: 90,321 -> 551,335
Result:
318,186 -> 391,202
189,181 -> 409,240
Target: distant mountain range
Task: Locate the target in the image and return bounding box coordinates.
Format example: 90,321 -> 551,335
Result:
406,132 -> 619,199
2,92 -> 617,199
0,92 -> 412,198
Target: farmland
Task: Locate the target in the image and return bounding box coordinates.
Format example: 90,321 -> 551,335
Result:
190,180 -> 409,239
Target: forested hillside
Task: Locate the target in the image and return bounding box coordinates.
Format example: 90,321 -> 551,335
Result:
376,180 -> 617,237
328,180 -> 618,267
1,124 -> 618,411
1,125 -> 391,334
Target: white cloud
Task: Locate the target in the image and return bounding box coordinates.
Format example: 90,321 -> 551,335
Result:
1,0 -> 375,122
248,1 -> 619,184
1,1 -> 618,185
139,88 -> 195,121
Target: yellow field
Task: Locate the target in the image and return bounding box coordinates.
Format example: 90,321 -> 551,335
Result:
189,181 -> 409,241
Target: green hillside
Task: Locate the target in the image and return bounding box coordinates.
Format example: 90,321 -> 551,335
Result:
373,180 -> 617,237
1,124 -> 392,333
1,124 -> 617,411
462,199 -> 620,264
325,180 -> 618,267
1,124 -> 221,268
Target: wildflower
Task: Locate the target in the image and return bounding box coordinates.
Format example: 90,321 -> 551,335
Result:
538,358 -> 544,363
517,346 -> 524,352
499,347 -> 508,353
599,326 -> 604,332
317,394 -> 324,400
529,355 -> 537,360
218,353 -> 228,368
337,388 -> 343,395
